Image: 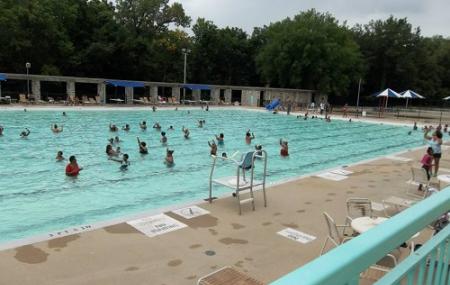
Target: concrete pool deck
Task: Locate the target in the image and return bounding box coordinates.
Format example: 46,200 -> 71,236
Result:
0,141 -> 449,284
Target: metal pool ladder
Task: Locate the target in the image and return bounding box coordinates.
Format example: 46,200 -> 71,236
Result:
207,150 -> 268,215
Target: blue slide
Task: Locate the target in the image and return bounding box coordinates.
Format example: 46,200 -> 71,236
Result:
265,98 -> 280,110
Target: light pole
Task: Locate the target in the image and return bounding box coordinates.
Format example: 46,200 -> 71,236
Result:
356,77 -> 362,117
25,62 -> 31,98
181,48 -> 190,104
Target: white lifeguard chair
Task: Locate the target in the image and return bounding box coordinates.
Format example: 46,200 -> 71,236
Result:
207,150 -> 268,215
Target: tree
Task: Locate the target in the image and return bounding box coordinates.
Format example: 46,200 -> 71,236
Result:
256,9 -> 363,95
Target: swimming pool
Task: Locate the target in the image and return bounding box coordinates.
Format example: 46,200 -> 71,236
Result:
0,109 -> 422,243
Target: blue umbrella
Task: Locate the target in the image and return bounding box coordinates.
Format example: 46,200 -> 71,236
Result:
400,90 -> 425,108
371,88 -> 402,109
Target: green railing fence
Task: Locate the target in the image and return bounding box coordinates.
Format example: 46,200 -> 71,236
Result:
270,187 -> 450,285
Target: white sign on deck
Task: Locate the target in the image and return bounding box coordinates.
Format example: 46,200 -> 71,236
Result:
277,228 -> 316,244
127,214 -> 187,237
316,172 -> 348,181
172,206 -> 210,219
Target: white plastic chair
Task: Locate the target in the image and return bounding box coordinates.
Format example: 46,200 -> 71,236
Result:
319,212 -> 352,256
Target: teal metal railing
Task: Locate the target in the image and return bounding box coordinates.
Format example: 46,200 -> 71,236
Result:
375,225 -> 450,285
270,187 -> 450,285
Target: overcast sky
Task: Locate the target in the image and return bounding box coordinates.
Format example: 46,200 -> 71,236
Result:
171,0 -> 449,37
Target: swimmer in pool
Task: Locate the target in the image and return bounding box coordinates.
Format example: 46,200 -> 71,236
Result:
198,120 -> 204,128
245,130 -> 255,144
56,151 -> 65,161
140,120 -> 147,130
413,122 -> 418,131
137,137 -> 148,154
109,123 -> 118,132
279,139 -> 289,157
123,124 -> 130,131
255,144 -> 263,156
153,122 -> 161,130
62,111 -> 67,116
106,144 -> 118,156
165,148 -> 174,166
110,153 -> 130,170
215,133 -> 224,145
168,125 -> 174,131
152,106 -> 156,112
0,125 -> 4,136
206,105 -> 209,111
65,155 -> 83,176
160,131 -> 168,144
20,128 -> 30,137
182,126 -> 190,139
208,140 -> 217,156
51,124 -> 63,133
114,136 -> 121,144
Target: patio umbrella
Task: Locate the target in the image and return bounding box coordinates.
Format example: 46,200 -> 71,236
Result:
371,88 -> 402,108
400,90 -> 425,108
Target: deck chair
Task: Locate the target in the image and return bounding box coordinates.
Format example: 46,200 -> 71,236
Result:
346,198 -> 373,221
82,96 -> 91,104
197,266 -> 264,285
133,97 -> 145,104
360,254 -> 398,283
406,167 -> 438,199
319,212 -> 352,255
19,94 -> 29,104
142,97 -> 151,104
88,97 -> 97,104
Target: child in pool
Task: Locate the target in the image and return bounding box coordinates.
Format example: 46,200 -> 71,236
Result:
279,139 -> 289,157
56,151 -> 65,161
161,132 -> 168,144
215,133 -> 224,145
182,126 -> 190,139
245,130 -> 255,144
208,140 -> 217,155
140,121 -> 147,130
165,149 -> 174,166
137,137 -> 148,154
110,153 -> 130,170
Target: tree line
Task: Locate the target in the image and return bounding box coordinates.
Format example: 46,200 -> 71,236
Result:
0,0 -> 449,105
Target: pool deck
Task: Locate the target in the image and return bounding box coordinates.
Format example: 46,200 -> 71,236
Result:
0,106 -> 448,285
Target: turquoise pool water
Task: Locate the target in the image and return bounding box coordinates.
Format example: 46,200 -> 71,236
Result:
0,109 -> 422,243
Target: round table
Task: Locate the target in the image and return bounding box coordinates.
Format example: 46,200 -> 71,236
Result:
351,217 -> 388,234
437,174 -> 450,183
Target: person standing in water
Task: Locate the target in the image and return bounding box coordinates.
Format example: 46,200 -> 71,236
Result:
0,125 -> 4,136
51,124 -> 63,133
109,123 -> 118,132
56,151 -> 65,161
109,153 -> 130,170
165,148 -> 174,166
123,124 -> 130,131
20,128 -> 30,137
215,133 -> 224,145
161,131 -> 168,144
208,140 -> 217,155
279,139 -> 289,157
137,137 -> 148,154
153,122 -> 161,130
182,126 -> 190,139
65,155 -> 83,176
140,121 -> 147,130
245,130 -> 255,144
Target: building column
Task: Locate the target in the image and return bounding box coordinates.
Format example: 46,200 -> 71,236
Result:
97,83 -> 106,104
149,85 -> 158,103
211,88 -> 220,104
172,86 -> 180,102
31,80 -> 41,101
224,88 -> 232,104
66,81 -> 75,101
125,86 -> 134,105
192,89 -> 201,101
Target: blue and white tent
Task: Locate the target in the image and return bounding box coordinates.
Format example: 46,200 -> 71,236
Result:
400,90 -> 425,108
371,88 -> 402,98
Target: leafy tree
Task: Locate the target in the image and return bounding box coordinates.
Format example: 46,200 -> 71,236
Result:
256,9 -> 363,95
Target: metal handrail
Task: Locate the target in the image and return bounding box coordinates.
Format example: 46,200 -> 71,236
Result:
270,187 -> 450,285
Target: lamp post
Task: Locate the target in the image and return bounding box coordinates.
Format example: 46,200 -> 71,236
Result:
356,77 -> 362,117
25,62 -> 31,98
181,48 -> 190,104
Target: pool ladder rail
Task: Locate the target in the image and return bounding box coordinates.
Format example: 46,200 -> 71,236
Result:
207,150 -> 268,215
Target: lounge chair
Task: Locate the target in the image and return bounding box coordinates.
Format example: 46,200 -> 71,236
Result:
82,96 -> 92,104
47,97 -> 55,104
197,266 -> 264,285
110,98 -> 125,103
142,97 -> 152,105
88,97 -> 97,104
133,97 -> 145,104
19,94 -> 29,104
95,96 -> 102,104
319,212 -> 353,255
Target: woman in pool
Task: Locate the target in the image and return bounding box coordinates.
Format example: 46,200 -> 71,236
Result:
110,153 -> 130,170
208,140 -> 217,156
165,148 -> 175,166
140,121 -> 147,130
51,124 -> 63,133
424,130 -> 443,176
215,133 -> 224,145
161,131 -> 168,144
245,130 -> 255,144
65,155 -> 83,177
56,151 -> 65,161
123,124 -> 130,131
279,139 -> 289,157
109,123 -> 118,132
182,126 -> 190,139
137,137 -> 148,154
20,128 -> 30,137
153,122 -> 161,130
106,144 -> 118,156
